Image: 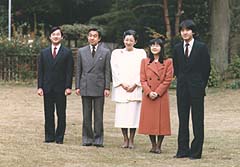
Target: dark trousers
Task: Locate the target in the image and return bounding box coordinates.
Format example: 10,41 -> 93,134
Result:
44,91 -> 66,142
176,88 -> 204,158
81,96 -> 104,145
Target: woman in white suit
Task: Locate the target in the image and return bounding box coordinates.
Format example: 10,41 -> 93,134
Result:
111,30 -> 146,149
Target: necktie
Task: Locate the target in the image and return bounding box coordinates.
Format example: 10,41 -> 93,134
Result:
185,43 -> 189,57
92,45 -> 96,57
53,47 -> 57,58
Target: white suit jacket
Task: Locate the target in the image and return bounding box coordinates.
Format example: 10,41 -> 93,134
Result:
111,48 -> 146,102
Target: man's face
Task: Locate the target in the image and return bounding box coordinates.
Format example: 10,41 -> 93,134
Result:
180,28 -> 194,42
88,30 -> 101,46
49,29 -> 63,45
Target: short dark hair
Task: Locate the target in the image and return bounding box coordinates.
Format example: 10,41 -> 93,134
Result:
179,19 -> 196,33
88,28 -> 102,38
148,38 -> 166,64
123,29 -> 138,41
49,26 -> 63,37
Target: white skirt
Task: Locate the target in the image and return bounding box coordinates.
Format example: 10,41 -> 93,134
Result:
114,101 -> 141,128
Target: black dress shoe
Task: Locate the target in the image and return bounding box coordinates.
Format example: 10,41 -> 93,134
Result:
173,154 -> 189,158
189,156 -> 201,160
82,143 -> 92,146
56,141 -> 63,144
44,140 -> 55,143
94,144 -> 104,147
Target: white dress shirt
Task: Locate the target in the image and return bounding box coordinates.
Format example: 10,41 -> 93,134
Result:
183,38 -> 194,57
52,44 -> 61,55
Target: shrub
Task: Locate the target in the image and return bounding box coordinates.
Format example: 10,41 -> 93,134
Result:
226,55 -> 240,79
60,24 -> 104,47
0,37 -> 48,81
208,63 -> 221,87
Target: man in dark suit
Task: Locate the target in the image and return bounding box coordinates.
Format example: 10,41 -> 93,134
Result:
37,26 -> 74,144
173,20 -> 211,159
75,28 -> 111,147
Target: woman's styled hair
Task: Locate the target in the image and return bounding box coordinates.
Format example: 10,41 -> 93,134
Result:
49,26 -> 63,37
123,29 -> 138,41
148,38 -> 166,64
179,19 -> 196,34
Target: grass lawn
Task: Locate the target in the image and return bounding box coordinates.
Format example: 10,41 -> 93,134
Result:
0,85 -> 239,167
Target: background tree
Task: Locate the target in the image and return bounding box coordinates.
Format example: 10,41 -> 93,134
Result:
210,0 -> 230,77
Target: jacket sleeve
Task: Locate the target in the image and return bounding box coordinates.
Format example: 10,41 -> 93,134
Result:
201,44 -> 211,88
75,49 -> 82,89
104,49 -> 111,90
111,50 -> 122,88
140,58 -> 152,96
173,47 -> 178,78
65,49 -> 74,89
37,51 -> 44,89
135,49 -> 147,87
155,59 -> 174,97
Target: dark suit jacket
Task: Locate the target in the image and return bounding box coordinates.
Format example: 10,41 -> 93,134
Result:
173,40 -> 211,97
38,45 -> 74,94
75,44 -> 111,96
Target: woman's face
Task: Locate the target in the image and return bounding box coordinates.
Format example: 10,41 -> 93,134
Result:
123,35 -> 136,51
150,42 -> 161,55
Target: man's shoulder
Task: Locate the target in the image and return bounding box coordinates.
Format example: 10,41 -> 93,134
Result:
194,40 -> 206,47
41,46 -> 51,52
78,45 -> 89,51
98,44 -> 111,53
174,42 -> 183,48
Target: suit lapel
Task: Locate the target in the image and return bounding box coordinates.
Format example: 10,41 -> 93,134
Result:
179,41 -> 185,59
85,46 -> 95,72
188,41 -> 197,59
87,45 -> 103,72
92,46 -> 102,65
46,47 -> 54,65
148,61 -> 163,77
187,41 -> 199,66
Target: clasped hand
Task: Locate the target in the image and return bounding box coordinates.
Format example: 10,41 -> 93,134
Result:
149,91 -> 158,100
121,83 -> 137,92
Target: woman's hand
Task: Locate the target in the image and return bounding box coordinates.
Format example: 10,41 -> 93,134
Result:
120,83 -> 130,91
149,92 -> 158,100
126,84 -> 137,92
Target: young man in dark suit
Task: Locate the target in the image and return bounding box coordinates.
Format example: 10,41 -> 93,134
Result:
75,28 -> 111,147
173,20 -> 211,159
37,26 -> 74,144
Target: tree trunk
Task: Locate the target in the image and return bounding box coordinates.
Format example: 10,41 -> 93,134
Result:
163,0 -> 171,40
210,0 -> 230,76
175,0 -> 183,36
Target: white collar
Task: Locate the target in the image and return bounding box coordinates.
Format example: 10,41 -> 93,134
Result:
90,44 -> 98,51
52,44 -> 61,50
184,38 -> 194,47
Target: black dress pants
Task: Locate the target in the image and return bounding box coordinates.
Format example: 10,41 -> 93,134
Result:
44,91 -> 66,142
176,88 -> 204,158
